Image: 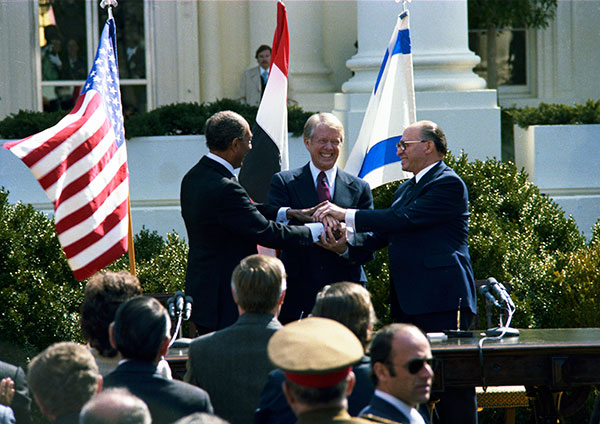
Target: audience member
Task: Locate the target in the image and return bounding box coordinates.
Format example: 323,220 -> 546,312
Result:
104,296 -> 213,424
173,413 -> 229,424
28,342 -> 102,424
237,45 -> 271,106
185,254 -> 285,424
0,361 -> 31,424
63,39 -> 86,80
268,113 -> 374,323
80,271 -> 172,379
360,324 -> 433,424
256,282 -> 376,424
79,388 -> 150,424
267,317 -> 372,424
180,110 -> 321,334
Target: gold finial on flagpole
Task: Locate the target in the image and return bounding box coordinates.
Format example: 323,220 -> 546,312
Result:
395,0 -> 411,12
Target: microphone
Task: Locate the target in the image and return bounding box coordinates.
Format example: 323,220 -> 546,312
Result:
175,290 -> 185,316
184,296 -> 193,321
167,297 -> 175,318
487,278 -> 515,309
479,284 -> 501,308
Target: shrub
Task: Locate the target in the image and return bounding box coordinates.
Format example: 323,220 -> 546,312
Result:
366,153 -> 588,329
507,99 -> 600,128
0,109 -> 69,139
0,188 -> 84,351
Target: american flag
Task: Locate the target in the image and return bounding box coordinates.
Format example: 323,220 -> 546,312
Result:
3,17 -> 129,281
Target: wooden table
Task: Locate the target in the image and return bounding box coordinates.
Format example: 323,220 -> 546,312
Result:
429,328 -> 600,423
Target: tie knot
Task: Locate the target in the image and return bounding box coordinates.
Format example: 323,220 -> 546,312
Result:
318,171 -> 327,183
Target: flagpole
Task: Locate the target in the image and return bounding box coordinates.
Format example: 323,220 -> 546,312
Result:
100,0 -> 136,277
127,197 -> 136,276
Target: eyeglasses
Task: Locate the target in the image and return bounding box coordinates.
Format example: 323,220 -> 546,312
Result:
396,139 -> 427,151
405,357 -> 435,374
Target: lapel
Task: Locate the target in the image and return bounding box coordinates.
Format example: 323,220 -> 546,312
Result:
289,163 -> 320,207
394,161 -> 446,206
250,66 -> 262,92
332,169 -> 354,205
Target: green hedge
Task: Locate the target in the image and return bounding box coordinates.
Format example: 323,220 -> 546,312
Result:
507,99 -> 600,128
0,99 -> 314,139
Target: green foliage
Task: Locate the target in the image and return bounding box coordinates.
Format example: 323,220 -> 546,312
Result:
0,109 -> 69,139
367,153 -> 589,329
507,100 -> 600,128
468,0 -> 557,30
0,99 -> 314,140
123,99 -> 312,138
0,188 -> 84,352
107,228 -> 188,294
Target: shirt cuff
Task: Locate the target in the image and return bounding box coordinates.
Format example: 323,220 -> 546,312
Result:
305,223 -> 324,242
276,207 -> 290,224
345,209 -> 357,245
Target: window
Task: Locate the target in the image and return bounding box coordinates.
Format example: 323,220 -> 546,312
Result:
468,28 -> 527,87
38,0 -> 148,116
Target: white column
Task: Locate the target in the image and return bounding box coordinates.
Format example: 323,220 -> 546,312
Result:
335,0 -> 500,165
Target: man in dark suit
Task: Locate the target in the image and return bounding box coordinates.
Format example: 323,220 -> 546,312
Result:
268,113 -> 374,323
104,296 -> 213,424
185,254 -> 285,424
0,361 -> 31,424
360,324 -> 433,424
315,120 -> 478,423
181,111 -> 321,333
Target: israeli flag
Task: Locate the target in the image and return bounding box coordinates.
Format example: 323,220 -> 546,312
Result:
345,11 -> 416,189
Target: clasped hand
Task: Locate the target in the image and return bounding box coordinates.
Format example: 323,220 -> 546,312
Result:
287,201 -> 348,254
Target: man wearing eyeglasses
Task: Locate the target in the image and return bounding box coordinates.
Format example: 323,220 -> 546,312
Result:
361,324 -> 433,424
314,120 -> 477,423
268,112 -> 374,323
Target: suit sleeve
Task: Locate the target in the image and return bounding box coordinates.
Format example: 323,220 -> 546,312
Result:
355,174 -> 468,233
217,182 -> 313,248
11,366 -> 31,424
345,180 -> 376,265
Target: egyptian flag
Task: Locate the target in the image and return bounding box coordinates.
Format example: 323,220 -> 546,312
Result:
239,0 -> 289,203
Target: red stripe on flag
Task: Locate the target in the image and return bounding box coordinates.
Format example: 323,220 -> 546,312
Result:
20,94 -> 102,168
62,197 -> 128,258
55,161 -> 128,234
39,118 -> 112,191
52,131 -> 117,206
270,2 -> 289,77
71,236 -> 128,281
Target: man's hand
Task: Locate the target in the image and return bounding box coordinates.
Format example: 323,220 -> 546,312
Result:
286,201 -> 329,223
313,201 -> 347,222
316,223 -> 348,254
0,378 -> 14,406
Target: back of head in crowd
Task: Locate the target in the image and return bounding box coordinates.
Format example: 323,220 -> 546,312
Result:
231,254 -> 286,314
204,111 -> 246,152
80,271 -> 142,357
173,412 -> 230,424
111,296 -> 171,363
311,282 -> 377,349
80,388 -> 151,424
28,342 -> 101,420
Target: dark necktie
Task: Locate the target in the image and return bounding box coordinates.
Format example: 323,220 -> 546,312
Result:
316,171 -> 332,202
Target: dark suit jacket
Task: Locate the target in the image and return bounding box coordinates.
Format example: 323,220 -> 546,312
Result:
360,394 -> 430,424
185,313 -> 282,424
104,360 -> 213,424
0,361 -> 30,424
181,156 -> 314,329
268,164 -> 374,322
255,355 -> 374,424
351,161 -> 476,318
